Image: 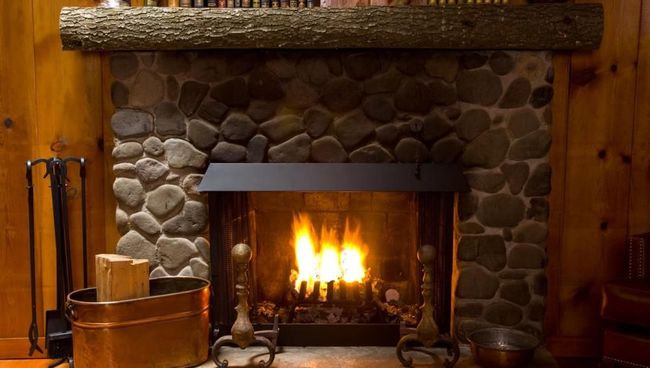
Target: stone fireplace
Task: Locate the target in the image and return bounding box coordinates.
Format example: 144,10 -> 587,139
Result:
109,49 -> 553,340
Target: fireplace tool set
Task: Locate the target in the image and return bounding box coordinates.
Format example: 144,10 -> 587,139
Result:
25,157 -> 87,368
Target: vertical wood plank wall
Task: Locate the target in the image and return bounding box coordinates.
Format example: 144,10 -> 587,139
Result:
0,0 -> 105,359
0,0 -> 649,360
0,0 -> 42,358
545,0 -> 650,358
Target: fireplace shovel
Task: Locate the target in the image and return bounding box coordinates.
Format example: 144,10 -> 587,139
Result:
26,157 -> 88,368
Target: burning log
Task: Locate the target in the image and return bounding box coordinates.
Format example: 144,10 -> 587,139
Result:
339,280 -> 347,302
350,281 -> 361,303
298,280 -> 308,301
364,280 -> 373,304
311,281 -> 321,302
326,281 -> 334,302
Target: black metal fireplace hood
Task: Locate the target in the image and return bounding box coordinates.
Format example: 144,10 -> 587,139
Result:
198,163 -> 468,192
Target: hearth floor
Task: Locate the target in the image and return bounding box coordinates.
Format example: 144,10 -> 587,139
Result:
198,345 -> 557,367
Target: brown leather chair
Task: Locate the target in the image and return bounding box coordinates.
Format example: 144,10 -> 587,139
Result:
601,233 -> 650,367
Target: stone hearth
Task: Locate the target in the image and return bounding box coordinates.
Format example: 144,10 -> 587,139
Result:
197,346 -> 557,367
109,49 -> 552,338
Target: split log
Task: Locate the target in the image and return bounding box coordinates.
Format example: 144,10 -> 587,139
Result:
95,254 -> 150,302
59,4 -> 602,51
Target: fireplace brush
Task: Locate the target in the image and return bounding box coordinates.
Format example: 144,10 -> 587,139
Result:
25,157 -> 88,368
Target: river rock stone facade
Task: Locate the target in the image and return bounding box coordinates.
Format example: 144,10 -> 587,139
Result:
109,50 -> 552,339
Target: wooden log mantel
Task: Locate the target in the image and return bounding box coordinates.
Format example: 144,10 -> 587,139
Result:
60,4 -> 603,51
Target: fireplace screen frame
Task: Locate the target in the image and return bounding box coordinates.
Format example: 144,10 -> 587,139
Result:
201,163 -> 468,346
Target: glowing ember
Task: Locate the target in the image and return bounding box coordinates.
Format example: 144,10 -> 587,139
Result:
291,213 -> 367,298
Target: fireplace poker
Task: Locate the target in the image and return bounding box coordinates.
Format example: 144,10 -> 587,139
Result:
26,161 -> 43,356
25,157 -> 88,366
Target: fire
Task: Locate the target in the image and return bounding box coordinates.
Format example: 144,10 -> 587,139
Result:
292,213 -> 367,298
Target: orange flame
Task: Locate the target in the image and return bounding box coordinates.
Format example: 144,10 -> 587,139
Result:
292,213 -> 367,295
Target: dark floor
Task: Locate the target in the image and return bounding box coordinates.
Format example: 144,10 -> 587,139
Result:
557,358 -> 601,368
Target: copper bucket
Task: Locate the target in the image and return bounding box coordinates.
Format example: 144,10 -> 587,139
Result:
66,277 -> 210,368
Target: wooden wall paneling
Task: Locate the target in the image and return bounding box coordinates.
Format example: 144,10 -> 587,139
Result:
629,0 -> 650,236
31,0 -> 105,294
0,0 -> 45,358
102,54 -> 120,254
545,52 -> 571,348
556,0 -> 641,355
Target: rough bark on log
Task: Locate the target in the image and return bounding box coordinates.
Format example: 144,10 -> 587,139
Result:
59,5 -> 602,51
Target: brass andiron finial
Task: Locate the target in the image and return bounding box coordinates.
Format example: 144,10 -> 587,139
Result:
396,245 -> 460,367
211,243 -> 279,368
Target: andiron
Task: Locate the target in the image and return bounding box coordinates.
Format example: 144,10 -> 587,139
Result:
211,243 -> 279,368
396,245 -> 459,368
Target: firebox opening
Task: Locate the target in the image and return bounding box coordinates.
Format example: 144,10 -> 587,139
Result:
207,174 -> 457,346
251,192 -> 420,327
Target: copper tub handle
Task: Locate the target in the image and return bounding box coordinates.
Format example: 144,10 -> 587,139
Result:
65,301 -> 77,321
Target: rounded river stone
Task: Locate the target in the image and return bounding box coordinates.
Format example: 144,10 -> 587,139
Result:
476,193 -> 525,227
485,302 -> 523,326
349,144 -> 394,163
456,267 -> 499,299
268,133 -> 311,163
163,139 -> 208,169
456,69 -> 503,106
334,113 -> 375,149
187,119 -> 219,151
117,230 -> 158,267
320,78 -> 363,113
394,79 -> 433,114
179,81 -> 209,116
210,142 -> 247,163
221,113 -> 258,142
145,184 -> 185,219
260,115 -> 305,143
461,129 -> 509,169
162,201 -> 208,236
304,107 -> 334,138
111,109 -> 154,139
311,136 -> 348,163
154,102 -> 186,136
455,109 -> 491,142
247,134 -> 268,163
157,236 -> 199,271
113,178 -> 145,209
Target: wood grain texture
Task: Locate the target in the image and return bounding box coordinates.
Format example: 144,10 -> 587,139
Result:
95,254 -> 149,302
32,0 -> 105,295
101,55 -> 120,255
0,339 -> 46,359
545,51 -> 570,348
557,0 -> 641,347
0,0 -> 105,358
59,5 -> 603,51
629,0 -> 650,235
0,0 -> 40,344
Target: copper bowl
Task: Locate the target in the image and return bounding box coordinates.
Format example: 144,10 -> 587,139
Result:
468,328 -> 540,368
